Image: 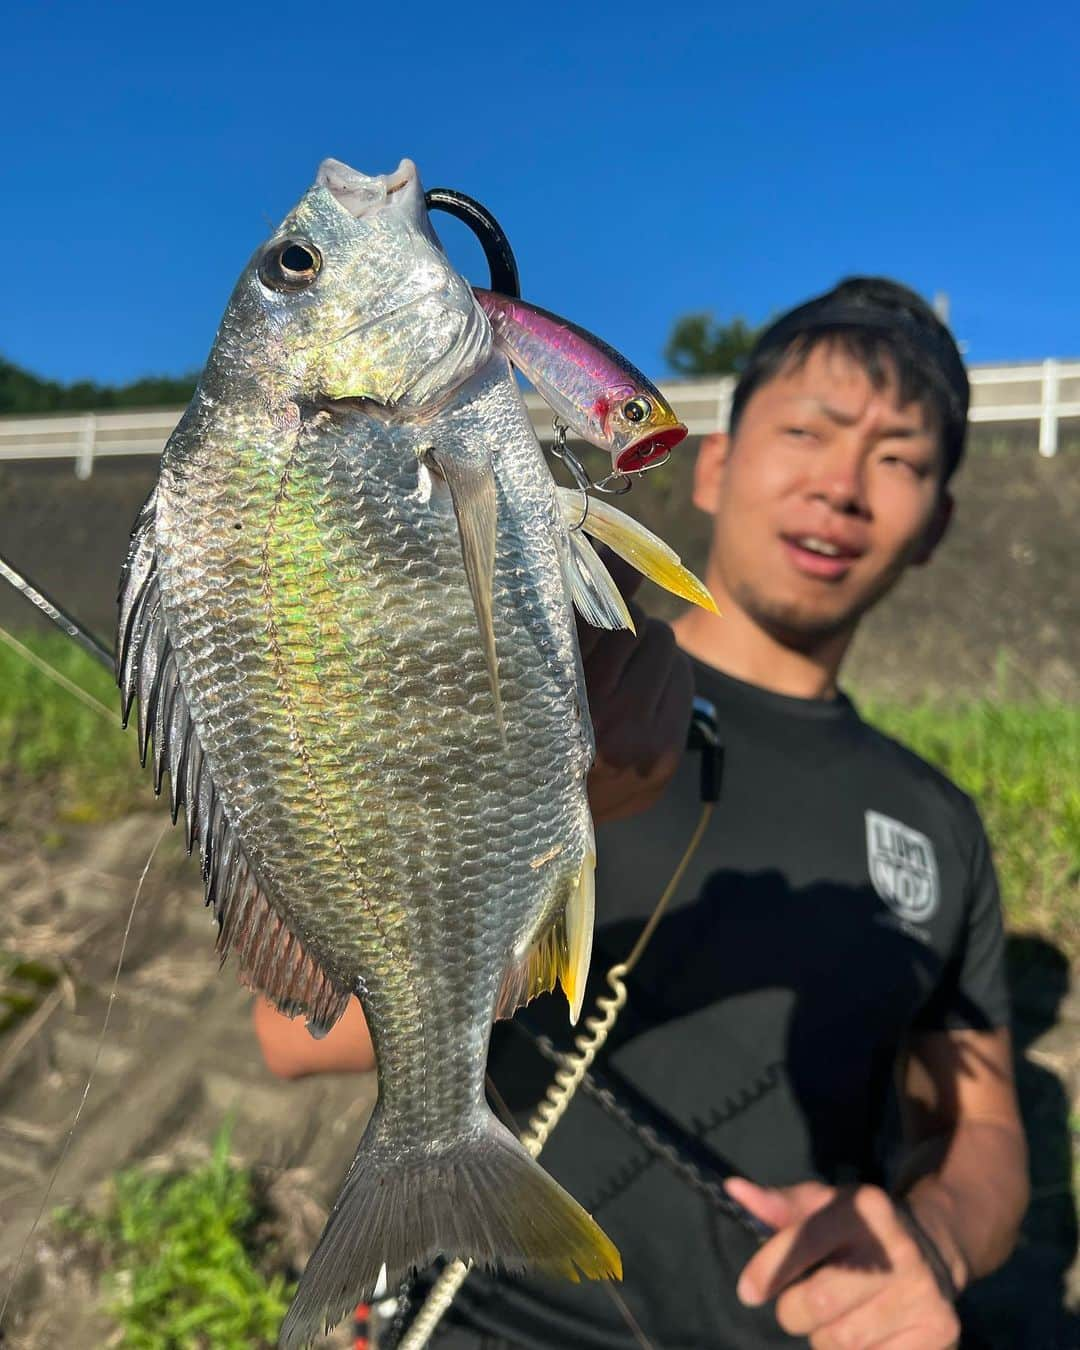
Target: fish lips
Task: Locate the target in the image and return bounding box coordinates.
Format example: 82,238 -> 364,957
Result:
316,157 -> 425,224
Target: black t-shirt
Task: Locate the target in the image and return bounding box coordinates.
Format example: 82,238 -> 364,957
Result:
435,660 -> 1010,1350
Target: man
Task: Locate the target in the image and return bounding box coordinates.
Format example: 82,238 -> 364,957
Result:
255,278 -> 1028,1348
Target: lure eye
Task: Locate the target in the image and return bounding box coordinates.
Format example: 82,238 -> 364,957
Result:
258,238 -> 323,292
622,396 -> 653,424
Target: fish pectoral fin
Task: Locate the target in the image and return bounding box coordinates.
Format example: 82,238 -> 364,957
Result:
557,487 -> 719,614
496,831 -> 596,1025
427,447 -> 504,739
561,530 -> 636,633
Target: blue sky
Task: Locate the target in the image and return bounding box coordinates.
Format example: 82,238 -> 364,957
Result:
3,1 -> 1078,384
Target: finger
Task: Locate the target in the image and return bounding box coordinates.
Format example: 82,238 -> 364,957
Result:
774,1263 -> 886,1338
726,1178 -> 834,1234
725,1178 -> 799,1232
860,1322 -> 960,1350
737,1191 -> 865,1308
808,1273 -> 958,1350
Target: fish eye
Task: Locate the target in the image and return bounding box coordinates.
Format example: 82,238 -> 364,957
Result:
258,238 -> 323,292
622,396 -> 652,424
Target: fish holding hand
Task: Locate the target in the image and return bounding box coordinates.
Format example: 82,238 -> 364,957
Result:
117,157 -> 715,1346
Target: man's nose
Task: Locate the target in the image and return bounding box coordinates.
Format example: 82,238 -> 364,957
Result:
808,444 -> 868,515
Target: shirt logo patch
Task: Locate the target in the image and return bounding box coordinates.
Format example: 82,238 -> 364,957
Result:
865,810 -> 939,923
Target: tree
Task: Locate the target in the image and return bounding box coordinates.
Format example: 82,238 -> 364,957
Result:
664,313 -> 760,378
0,356 -> 198,416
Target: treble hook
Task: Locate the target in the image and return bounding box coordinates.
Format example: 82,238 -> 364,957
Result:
548,419 -> 590,531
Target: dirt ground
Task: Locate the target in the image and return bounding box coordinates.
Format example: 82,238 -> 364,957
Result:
0,810 -> 1076,1347
0,810 -> 374,1348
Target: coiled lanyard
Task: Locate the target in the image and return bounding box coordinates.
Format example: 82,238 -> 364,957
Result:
397,699 -> 743,1350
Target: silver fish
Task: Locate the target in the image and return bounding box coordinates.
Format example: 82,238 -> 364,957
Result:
119,157 -> 623,1347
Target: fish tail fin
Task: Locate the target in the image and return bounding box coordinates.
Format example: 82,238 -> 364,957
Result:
277,1108 -> 621,1348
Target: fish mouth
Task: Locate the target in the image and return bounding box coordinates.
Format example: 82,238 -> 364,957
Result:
615,424 -> 688,474
315,157 -> 423,220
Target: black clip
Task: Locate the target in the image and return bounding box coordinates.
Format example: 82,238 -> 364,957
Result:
687,695 -> 723,803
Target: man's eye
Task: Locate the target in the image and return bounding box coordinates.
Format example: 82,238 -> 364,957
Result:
783,426 -> 814,439
881,455 -> 927,478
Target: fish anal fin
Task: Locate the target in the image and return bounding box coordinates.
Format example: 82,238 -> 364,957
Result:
426,447 -> 504,740
496,835 -> 596,1025
562,530 -> 635,633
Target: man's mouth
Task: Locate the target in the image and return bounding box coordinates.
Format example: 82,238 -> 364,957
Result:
781,533 -> 863,579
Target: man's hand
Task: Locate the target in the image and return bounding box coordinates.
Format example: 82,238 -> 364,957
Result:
728,1177 -> 961,1350
579,552 -> 694,824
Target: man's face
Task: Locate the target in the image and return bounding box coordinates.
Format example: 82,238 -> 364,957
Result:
694,341 -> 952,649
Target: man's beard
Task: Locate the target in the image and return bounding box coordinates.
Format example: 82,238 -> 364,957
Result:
729,571 -> 901,654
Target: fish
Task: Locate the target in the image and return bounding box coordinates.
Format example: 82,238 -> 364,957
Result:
116,156 -> 714,1347
475,289 -> 688,474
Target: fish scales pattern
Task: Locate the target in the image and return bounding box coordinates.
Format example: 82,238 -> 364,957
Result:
155,358 -> 592,1139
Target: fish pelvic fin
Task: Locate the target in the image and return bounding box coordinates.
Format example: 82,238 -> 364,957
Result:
558,487 -> 719,615
496,828 -> 596,1025
277,1108 -> 621,1349
428,447 -> 504,740
561,529 -> 636,633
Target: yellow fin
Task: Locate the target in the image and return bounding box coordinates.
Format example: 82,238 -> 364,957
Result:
558,488 -> 719,614
564,831 -> 596,1024
496,830 -> 596,1025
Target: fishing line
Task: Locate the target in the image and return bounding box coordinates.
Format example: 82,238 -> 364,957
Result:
0,623 -> 117,724
0,821 -> 169,1332
397,801 -> 714,1350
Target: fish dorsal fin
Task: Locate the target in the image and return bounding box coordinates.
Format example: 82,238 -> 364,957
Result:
117,494 -> 351,1036
557,488 -> 719,615
561,529 -> 635,633
495,827 -> 596,1025
426,448 -> 504,740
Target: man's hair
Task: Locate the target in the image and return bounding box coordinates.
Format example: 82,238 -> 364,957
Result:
728,277 -> 970,481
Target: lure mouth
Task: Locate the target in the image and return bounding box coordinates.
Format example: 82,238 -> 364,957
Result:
615,424 -> 688,474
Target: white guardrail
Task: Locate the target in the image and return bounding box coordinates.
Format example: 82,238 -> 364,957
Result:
0,360 -> 1076,478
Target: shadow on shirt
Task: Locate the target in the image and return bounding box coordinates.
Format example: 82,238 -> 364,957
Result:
577,867 -> 975,1182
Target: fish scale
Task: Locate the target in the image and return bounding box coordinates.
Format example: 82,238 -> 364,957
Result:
157,361 -> 590,1096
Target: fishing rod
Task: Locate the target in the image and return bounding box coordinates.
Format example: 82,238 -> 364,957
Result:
0,552 -> 113,672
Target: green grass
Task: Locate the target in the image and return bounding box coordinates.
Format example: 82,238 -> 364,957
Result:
54,1124 -> 295,1349
864,698 -> 1080,954
0,632 -> 148,822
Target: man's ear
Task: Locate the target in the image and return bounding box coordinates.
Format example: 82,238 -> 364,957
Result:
692,431 -> 730,516
912,489 -> 954,566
